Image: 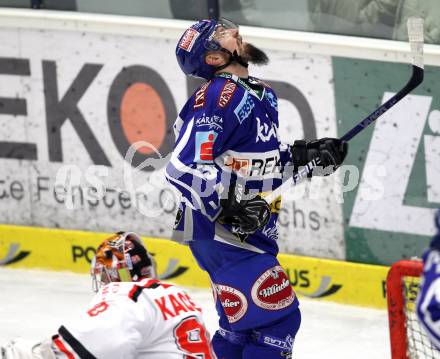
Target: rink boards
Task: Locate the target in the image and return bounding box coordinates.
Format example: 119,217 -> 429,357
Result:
0,9 -> 439,267
0,225 -> 389,309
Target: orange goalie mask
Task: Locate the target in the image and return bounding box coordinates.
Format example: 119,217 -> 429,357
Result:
91,231 -> 157,292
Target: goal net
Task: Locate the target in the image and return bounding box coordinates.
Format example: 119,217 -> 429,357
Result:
387,260 -> 440,359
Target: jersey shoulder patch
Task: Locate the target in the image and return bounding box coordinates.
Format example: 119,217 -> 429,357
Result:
217,79 -> 238,108
192,80 -> 212,110
209,77 -> 245,110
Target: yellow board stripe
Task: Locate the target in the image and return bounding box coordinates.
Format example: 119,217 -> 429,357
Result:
277,252 -> 389,308
0,225 -> 389,309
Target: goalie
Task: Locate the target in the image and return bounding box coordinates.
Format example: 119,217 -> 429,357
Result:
1,232 -> 215,359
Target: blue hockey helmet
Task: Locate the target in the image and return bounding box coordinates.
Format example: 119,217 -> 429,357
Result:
175,18 -> 242,80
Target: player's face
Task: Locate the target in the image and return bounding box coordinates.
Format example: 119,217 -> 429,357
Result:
213,23 -> 268,66
214,26 -> 243,55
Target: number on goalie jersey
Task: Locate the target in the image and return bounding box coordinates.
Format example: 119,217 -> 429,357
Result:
0,232 -> 215,359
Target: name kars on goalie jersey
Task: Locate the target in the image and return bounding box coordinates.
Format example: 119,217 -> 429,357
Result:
154,291 -> 202,320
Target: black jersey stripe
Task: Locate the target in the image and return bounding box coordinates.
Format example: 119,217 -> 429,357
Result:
129,281 -> 161,302
129,286 -> 144,302
58,325 -> 97,359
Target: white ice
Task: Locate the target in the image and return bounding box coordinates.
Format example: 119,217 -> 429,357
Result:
0,268 -> 390,358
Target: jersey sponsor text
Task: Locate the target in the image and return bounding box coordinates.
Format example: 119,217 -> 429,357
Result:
218,80 -> 237,108
214,284 -> 248,323
195,114 -> 223,131
178,28 -> 200,52
251,266 -> 295,310
234,93 -> 255,124
193,81 -> 211,109
256,117 -> 278,143
222,150 -> 282,178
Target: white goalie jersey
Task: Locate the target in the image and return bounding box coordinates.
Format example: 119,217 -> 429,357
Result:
51,278 -> 216,359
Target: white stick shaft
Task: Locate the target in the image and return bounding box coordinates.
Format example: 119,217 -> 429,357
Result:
407,17 -> 424,69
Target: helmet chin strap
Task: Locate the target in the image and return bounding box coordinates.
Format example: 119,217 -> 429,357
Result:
215,48 -> 249,72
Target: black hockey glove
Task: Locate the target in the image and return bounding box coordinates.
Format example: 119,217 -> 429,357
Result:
291,138 -> 348,176
217,182 -> 271,240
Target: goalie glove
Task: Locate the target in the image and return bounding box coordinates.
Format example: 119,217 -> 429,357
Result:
217,182 -> 271,240
1,339 -> 56,359
291,137 -> 348,176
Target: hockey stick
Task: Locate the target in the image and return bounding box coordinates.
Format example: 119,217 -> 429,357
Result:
341,18 -> 424,141
264,17 -> 424,204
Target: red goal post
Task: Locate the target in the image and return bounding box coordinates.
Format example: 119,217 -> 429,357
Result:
387,259 -> 440,359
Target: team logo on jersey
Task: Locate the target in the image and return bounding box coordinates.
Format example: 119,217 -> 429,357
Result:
193,81 -> 211,109
218,80 -> 237,108
251,266 -> 295,310
221,150 -> 282,179
178,28 -> 200,52
234,93 -> 255,124
262,226 -> 279,241
256,117 -> 278,143
265,91 -> 278,111
224,157 -> 249,176
195,114 -> 223,131
214,284 -> 248,323
194,131 -> 217,163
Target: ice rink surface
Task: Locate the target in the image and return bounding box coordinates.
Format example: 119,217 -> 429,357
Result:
0,268 -> 390,358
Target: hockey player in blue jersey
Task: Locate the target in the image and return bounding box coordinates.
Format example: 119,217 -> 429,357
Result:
167,18 -> 348,358
417,209 -> 440,350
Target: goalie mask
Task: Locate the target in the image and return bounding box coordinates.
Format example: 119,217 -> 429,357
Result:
91,231 -> 157,292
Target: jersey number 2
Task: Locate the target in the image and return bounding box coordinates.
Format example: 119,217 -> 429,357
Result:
174,316 -> 214,358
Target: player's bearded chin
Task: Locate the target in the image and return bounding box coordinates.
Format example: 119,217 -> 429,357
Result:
241,43 -> 269,65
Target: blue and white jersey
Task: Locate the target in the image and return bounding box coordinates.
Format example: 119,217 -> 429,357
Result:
416,248 -> 440,349
417,210 -> 440,350
166,74 -> 293,256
